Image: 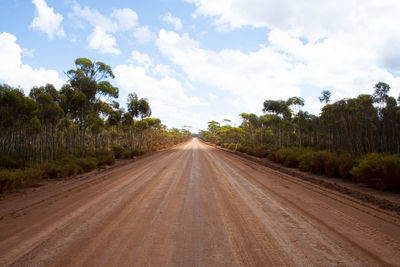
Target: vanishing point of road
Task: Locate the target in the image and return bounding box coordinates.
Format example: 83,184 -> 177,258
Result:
1,138 -> 400,266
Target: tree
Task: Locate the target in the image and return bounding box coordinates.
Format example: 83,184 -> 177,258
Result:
127,93 -> 152,119
66,58 -> 118,155
138,98 -> 151,119
373,82 -> 390,106
319,90 -> 331,104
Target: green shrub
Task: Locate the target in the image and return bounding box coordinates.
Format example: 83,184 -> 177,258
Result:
247,146 -> 268,157
380,155 -> 400,190
41,161 -> 63,179
310,151 -> 330,175
284,151 -> 301,168
76,157 -> 98,172
272,149 -> 289,164
121,150 -> 133,159
93,150 -> 115,166
323,152 -> 340,178
0,155 -> 25,169
111,145 -> 124,159
337,153 -> 353,178
298,152 -> 313,172
0,168 -> 42,193
350,153 -> 400,190
63,163 -> 83,176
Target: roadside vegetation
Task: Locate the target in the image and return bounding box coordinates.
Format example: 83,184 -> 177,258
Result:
200,83 -> 400,192
0,58 -> 190,193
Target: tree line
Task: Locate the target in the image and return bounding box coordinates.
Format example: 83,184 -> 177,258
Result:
0,58 -> 190,192
200,83 -> 400,191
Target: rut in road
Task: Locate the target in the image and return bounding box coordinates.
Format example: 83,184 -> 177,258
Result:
1,138 -> 400,266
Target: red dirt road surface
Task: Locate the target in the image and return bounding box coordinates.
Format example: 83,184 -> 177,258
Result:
1,138 -> 400,266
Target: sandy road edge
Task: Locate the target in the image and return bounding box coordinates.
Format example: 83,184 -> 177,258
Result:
199,139 -> 400,216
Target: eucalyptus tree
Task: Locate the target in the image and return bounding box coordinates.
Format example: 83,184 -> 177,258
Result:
66,58 -> 118,155
127,92 -> 151,119
30,85 -> 64,160
373,82 -> 390,108
319,90 -> 331,104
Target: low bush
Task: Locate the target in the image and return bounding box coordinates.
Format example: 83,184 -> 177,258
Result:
350,153 -> 400,190
41,161 -> 63,179
270,148 -> 288,164
121,150 -> 133,159
310,151 -> 330,175
76,157 -> 98,172
284,151 -> 301,168
323,152 -> 340,178
111,145 -> 124,159
0,168 -> 42,193
298,152 -> 313,172
0,155 -> 25,169
337,153 -> 353,178
92,150 -> 115,166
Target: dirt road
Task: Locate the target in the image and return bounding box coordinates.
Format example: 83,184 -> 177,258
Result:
1,138 -> 400,266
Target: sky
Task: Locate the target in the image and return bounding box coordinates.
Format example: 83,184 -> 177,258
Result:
1,0 -> 400,131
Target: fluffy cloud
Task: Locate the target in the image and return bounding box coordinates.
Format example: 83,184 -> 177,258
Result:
130,50 -> 153,68
156,29 -> 400,115
31,0 -> 65,39
187,1 -> 400,37
72,4 -> 139,54
156,30 -> 300,112
111,8 -> 138,31
133,26 -> 155,44
114,63 -> 206,128
187,0 -> 400,75
0,32 -> 64,91
161,12 -> 183,31
88,27 -> 120,55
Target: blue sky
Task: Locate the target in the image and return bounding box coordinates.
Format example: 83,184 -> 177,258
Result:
1,0 -> 400,131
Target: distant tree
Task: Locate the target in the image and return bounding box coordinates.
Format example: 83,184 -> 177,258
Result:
127,92 -> 151,119
262,100 -> 290,119
373,82 -> 390,106
319,90 -> 331,104
138,98 -> 151,119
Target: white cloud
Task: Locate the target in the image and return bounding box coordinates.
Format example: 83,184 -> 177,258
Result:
161,12 -> 183,31
130,50 -> 152,68
156,29 -> 300,113
186,0 -> 400,75
87,27 -> 120,55
111,8 -> 138,31
21,48 -> 34,57
133,26 -> 155,44
156,29 -> 400,115
31,0 -> 65,39
0,32 -> 64,91
208,93 -> 217,100
114,63 -> 206,128
186,1 -> 400,38
72,4 -> 139,54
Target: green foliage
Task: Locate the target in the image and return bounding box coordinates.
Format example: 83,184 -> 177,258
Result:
0,155 -> 26,169
298,152 -> 313,172
323,152 -> 340,178
309,151 -> 330,175
337,154 -> 353,178
41,161 -> 63,179
350,153 -> 400,190
0,58 -> 190,193
0,169 -> 42,193
111,145 -> 124,159
92,150 -> 115,166
76,157 -> 98,172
